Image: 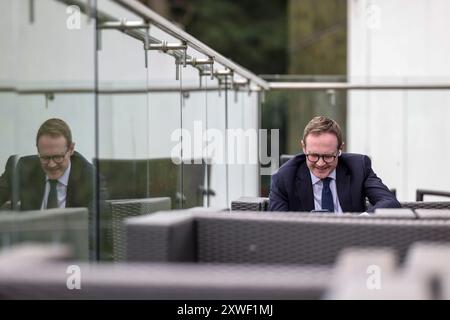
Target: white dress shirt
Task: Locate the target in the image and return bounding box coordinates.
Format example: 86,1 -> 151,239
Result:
41,161 -> 71,209
310,169 -> 343,214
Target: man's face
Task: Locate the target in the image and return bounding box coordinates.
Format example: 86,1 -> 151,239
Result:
37,134 -> 74,180
302,132 -> 340,179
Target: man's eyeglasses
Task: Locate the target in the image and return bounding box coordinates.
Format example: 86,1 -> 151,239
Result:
306,151 -> 341,164
38,150 -> 69,164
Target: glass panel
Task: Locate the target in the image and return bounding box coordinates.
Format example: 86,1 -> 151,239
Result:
96,1 -> 149,260
180,89 -> 208,208
223,81 -> 261,203
179,49 -> 209,209
147,26 -> 182,210
205,67 -> 228,208
241,90 -> 260,198
0,0 -> 95,261
227,84 -> 246,203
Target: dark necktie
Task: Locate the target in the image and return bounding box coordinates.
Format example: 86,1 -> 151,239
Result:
47,179 -> 58,209
321,177 -> 334,212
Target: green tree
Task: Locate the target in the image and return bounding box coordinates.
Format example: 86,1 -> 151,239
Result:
180,0 -> 288,74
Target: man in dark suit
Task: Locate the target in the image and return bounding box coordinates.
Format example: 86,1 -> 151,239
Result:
0,118 -> 102,212
268,116 -> 400,213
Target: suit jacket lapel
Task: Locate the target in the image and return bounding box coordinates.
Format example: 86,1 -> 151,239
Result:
336,162 -> 352,212
295,162 -> 314,212
66,155 -> 81,207
28,163 -> 46,210
35,172 -> 46,209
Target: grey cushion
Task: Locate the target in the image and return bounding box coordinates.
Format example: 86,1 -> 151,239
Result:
0,208 -> 89,260
126,211 -> 195,262
401,202 -> 450,210
374,208 -> 416,218
0,244 -> 330,300
107,197 -> 171,261
126,210 -> 450,266
415,209 -> 450,219
231,197 -> 269,211
196,213 -> 450,265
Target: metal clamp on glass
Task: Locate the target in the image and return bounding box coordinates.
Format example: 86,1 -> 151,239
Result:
149,42 -> 188,77
215,69 -> 234,90
185,58 -> 214,86
197,57 -> 215,81
148,41 -> 187,52
97,19 -> 150,30
232,78 -> 250,90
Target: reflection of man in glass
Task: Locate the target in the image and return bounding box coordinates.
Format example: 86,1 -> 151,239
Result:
0,118 -> 101,212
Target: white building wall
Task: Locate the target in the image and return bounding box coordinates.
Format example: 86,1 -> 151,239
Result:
348,0 -> 450,201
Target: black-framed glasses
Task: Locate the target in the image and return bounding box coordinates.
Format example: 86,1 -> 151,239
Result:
38,150 -> 69,164
306,151 -> 341,164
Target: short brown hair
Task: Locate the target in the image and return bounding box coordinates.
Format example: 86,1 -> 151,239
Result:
36,118 -> 73,147
302,116 -> 343,148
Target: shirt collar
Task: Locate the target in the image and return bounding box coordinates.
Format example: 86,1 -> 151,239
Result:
310,168 -> 337,185
46,160 -> 71,187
